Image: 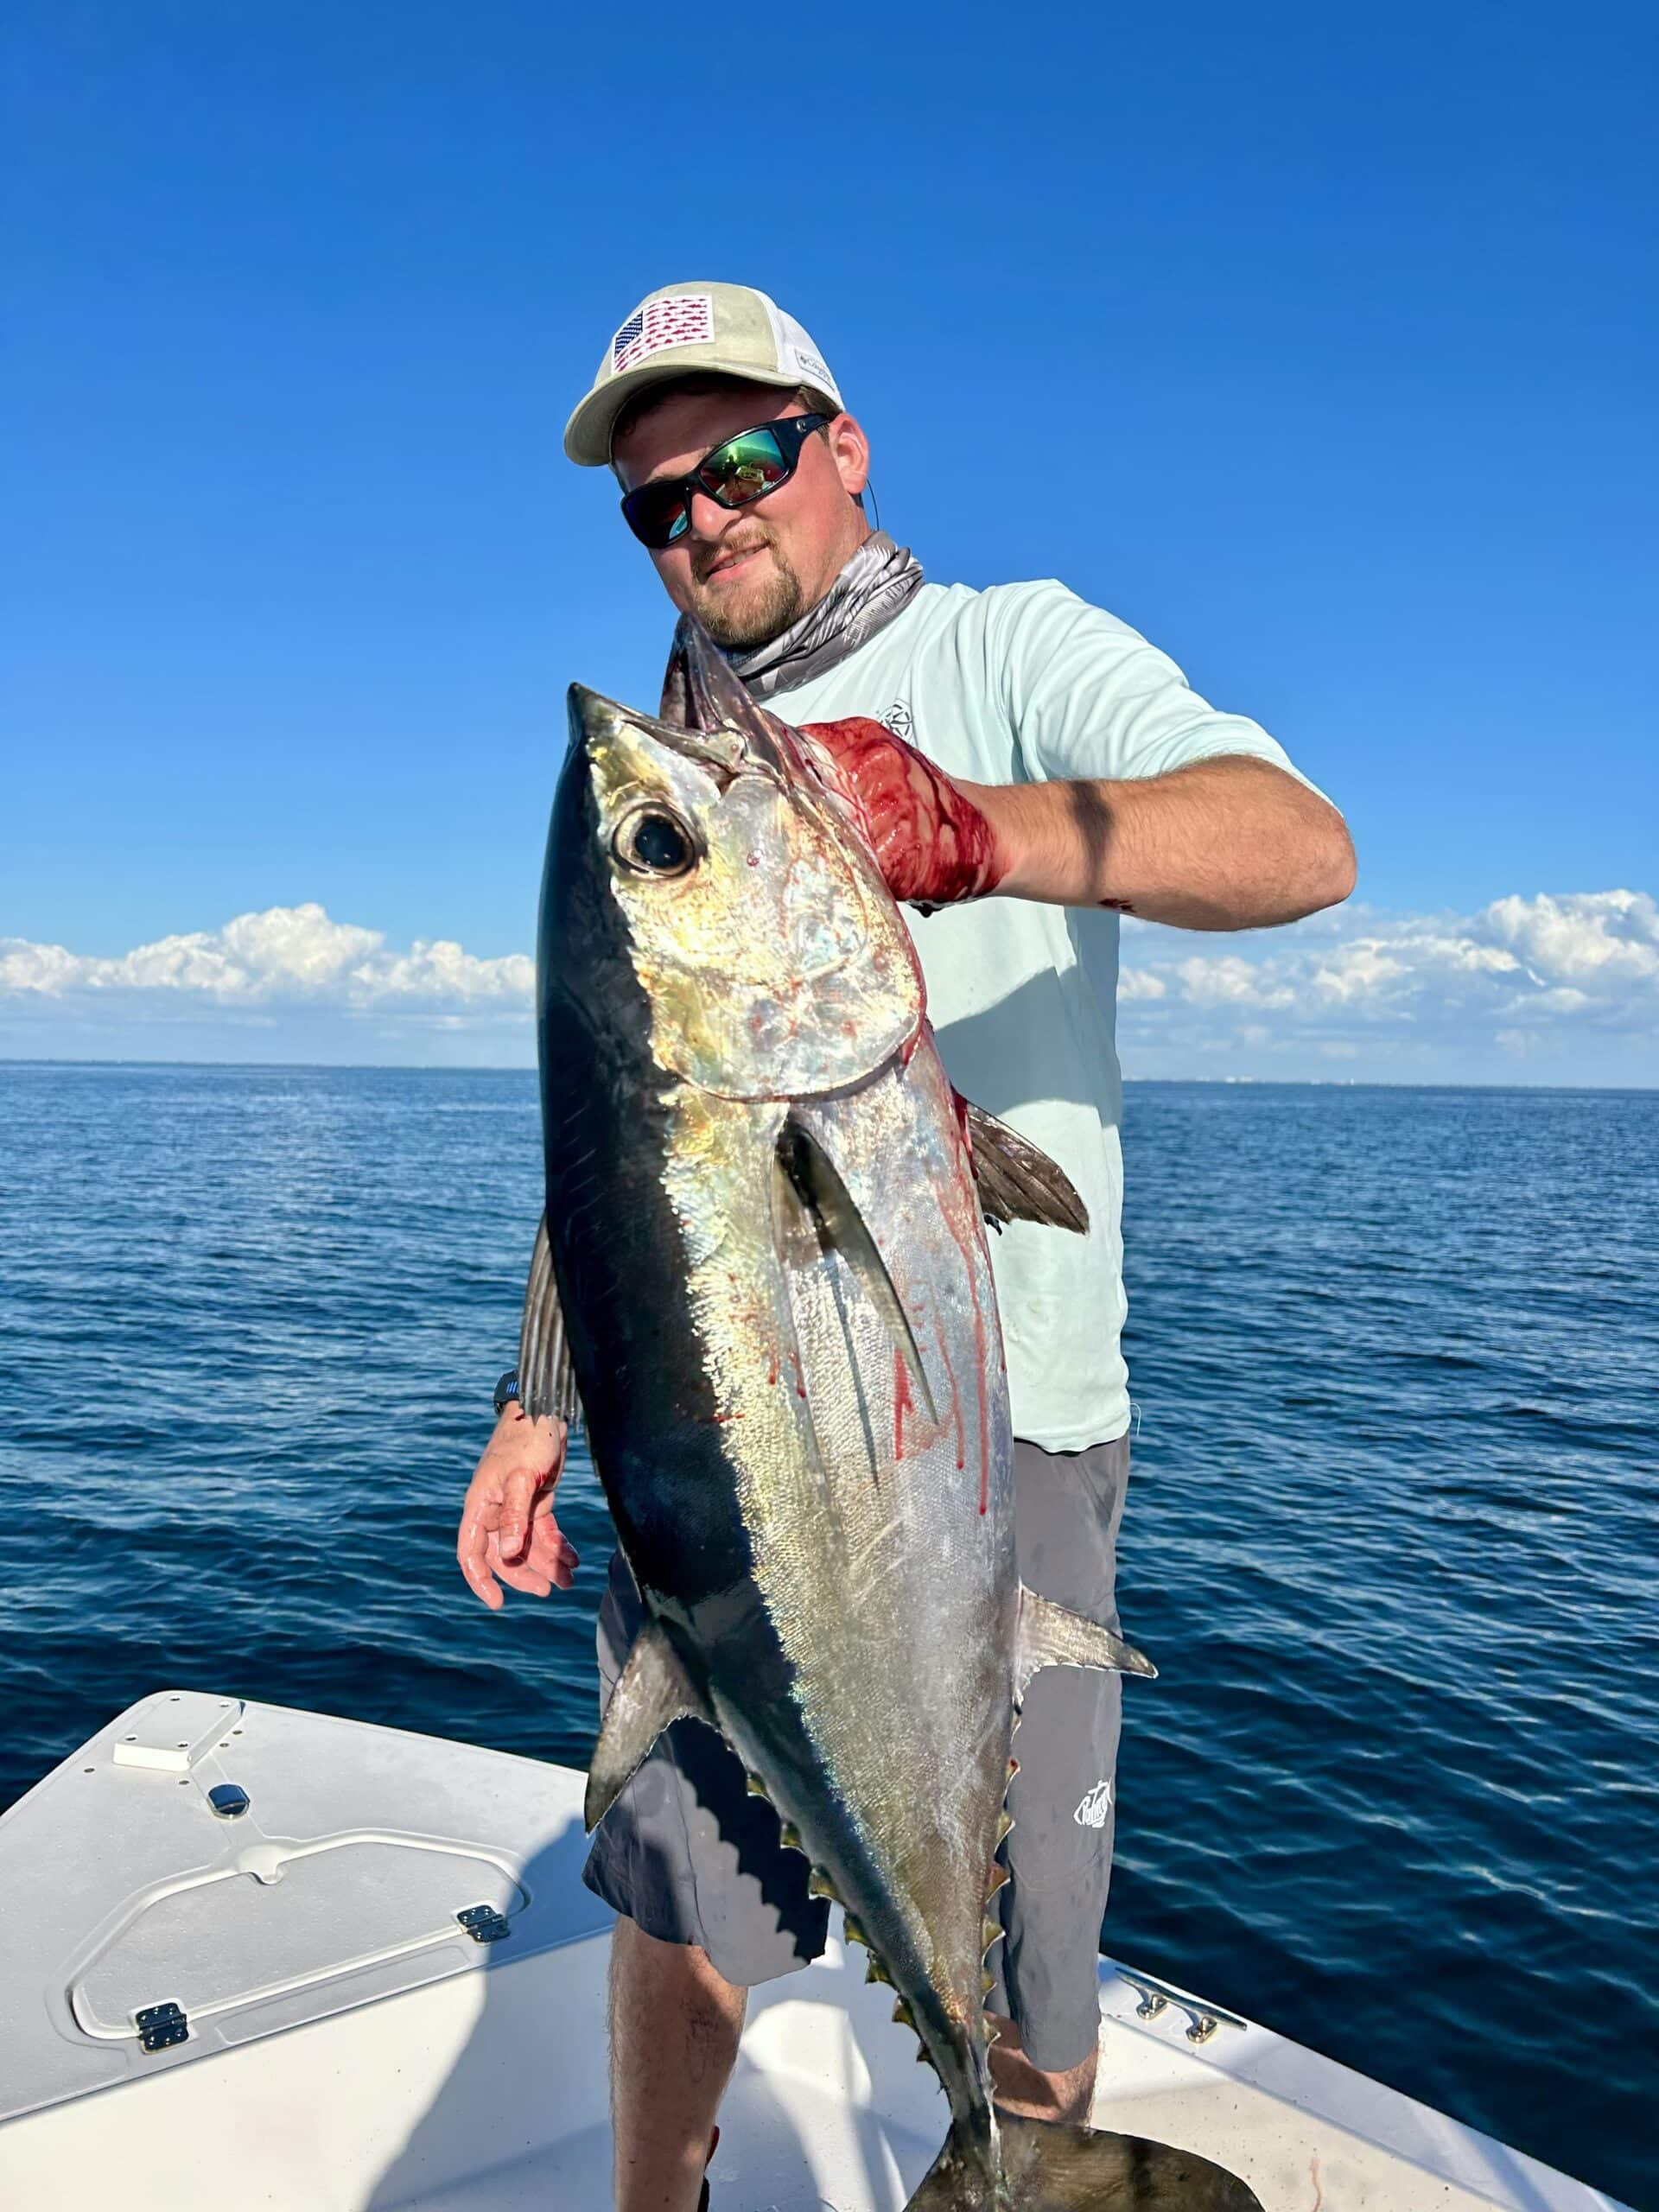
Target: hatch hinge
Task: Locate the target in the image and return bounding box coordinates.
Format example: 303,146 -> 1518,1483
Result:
136,2000 -> 188,2053
457,1904 -> 511,1943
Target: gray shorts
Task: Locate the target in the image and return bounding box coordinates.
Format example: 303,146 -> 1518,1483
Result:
582,1433 -> 1130,2075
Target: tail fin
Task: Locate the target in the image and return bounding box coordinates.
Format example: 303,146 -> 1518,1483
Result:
903,2114 -> 1264,2210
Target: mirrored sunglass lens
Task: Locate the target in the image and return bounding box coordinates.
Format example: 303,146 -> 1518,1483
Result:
701,429 -> 790,507
626,484 -> 690,546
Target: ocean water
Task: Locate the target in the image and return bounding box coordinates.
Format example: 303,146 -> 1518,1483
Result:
0,1064 -> 1654,2207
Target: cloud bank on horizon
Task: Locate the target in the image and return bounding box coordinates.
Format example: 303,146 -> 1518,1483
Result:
1118,887 -> 1659,1082
2,891 -> 1655,1084
1,904 -> 532,1012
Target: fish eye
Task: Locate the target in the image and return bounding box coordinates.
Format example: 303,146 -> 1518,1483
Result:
614,804 -> 697,880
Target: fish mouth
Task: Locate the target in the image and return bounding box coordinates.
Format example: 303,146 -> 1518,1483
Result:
567,683 -> 754,785
570,625 -> 812,798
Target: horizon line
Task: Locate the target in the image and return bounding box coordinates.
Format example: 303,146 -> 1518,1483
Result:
2,1057 -> 1655,1096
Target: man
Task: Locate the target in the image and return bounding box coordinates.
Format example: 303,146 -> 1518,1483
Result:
457,282 -> 1354,2211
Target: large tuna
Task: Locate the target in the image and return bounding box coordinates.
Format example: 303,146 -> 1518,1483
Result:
518,619 -> 1261,2210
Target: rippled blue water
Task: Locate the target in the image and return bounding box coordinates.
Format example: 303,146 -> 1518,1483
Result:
1,1065 -> 1654,2205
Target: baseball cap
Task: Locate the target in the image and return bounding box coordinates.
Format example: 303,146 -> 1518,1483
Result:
564,281 -> 844,468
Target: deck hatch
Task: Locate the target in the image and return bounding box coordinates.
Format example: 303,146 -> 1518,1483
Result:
72,1838 -> 526,2041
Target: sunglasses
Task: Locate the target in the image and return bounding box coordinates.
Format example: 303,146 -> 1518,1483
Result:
620,413 -> 831,550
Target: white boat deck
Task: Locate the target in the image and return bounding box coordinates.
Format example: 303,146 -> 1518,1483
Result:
0,1691 -> 1630,2211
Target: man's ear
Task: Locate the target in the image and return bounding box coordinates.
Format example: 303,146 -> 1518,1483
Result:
828,412 -> 871,499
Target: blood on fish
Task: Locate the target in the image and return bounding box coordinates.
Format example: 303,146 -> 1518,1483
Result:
931,1316 -> 967,1477
969,1281 -> 990,1514
953,1088 -> 975,1150
893,1345 -> 915,1460
931,1151 -> 993,1512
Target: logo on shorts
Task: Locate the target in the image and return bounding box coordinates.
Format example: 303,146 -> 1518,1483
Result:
1073,1779 -> 1113,1829
880,700 -> 913,739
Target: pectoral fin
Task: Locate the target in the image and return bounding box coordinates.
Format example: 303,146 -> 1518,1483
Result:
584,1619 -> 712,1833
518,1212 -> 582,1427
1014,1584 -> 1156,1706
960,1101 -> 1089,1236
773,1118 -> 937,1424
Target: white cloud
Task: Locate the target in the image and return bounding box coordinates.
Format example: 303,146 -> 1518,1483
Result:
1173,953 -> 1296,1010
1117,888 -> 1658,1082
1,891 -> 1654,1082
0,903 -> 533,1013
1484,889 -> 1659,986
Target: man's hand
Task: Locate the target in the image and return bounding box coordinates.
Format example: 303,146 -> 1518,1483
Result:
456,1407 -> 578,1610
802,715 -> 1006,907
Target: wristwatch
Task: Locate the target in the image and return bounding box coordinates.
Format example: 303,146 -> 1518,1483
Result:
493,1369 -> 522,1418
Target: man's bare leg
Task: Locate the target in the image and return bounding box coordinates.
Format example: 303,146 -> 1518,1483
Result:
610,1916 -> 747,2212
987,2010 -> 1097,2126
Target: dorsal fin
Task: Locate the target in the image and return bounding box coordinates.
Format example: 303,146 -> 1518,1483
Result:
959,1100 -> 1089,1236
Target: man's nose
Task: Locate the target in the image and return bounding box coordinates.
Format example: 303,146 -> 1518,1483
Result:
684,489 -> 733,540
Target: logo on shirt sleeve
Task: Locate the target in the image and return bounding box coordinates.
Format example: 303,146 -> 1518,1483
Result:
880,700 -> 913,739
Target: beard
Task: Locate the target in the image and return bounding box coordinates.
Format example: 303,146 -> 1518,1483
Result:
685,527 -> 809,650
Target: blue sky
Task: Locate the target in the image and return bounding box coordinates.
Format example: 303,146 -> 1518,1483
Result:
3,0 -> 1654,1079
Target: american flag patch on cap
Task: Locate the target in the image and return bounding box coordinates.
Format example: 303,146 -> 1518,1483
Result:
612,293 -> 715,374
